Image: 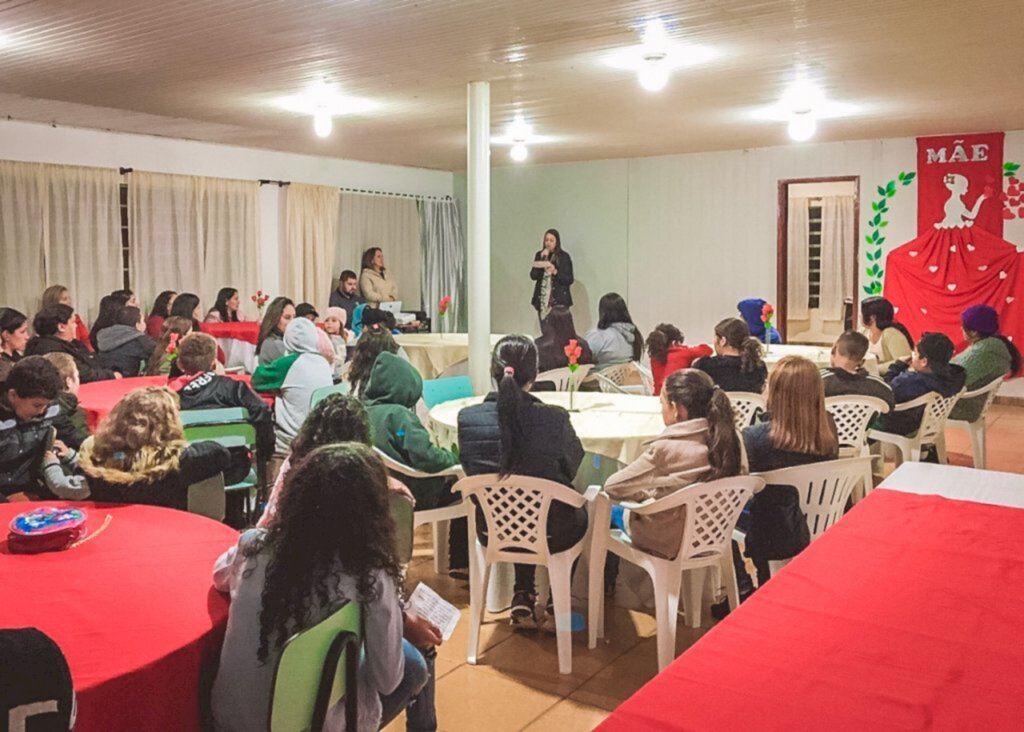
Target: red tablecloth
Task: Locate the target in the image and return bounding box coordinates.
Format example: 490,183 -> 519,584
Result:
200,321 -> 259,345
78,373 -> 257,431
600,489 -> 1024,731
0,502 -> 237,732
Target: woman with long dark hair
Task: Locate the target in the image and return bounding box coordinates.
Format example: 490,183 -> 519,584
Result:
359,247 -> 399,307
88,292 -> 131,350
169,292 -> 203,332
255,297 -> 295,366
211,443 -> 429,731
860,296 -> 913,371
535,306 -> 592,373
585,292 -> 642,367
146,290 -> 177,338
529,228 -> 574,320
347,322 -> 400,397
646,323 -> 712,396
457,335 -> 587,629
205,287 -> 242,323
694,318 -> 767,393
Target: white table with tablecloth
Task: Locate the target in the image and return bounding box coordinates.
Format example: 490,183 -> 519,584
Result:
764,343 -> 879,374
394,333 -> 505,380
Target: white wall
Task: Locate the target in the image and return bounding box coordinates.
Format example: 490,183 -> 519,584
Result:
0,119 -> 454,300
489,131 -> 1024,345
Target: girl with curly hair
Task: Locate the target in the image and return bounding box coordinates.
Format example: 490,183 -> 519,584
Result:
78,386 -> 230,510
212,442 -> 436,731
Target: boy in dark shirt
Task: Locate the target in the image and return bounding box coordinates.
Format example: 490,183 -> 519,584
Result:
820,331 -> 895,411
877,332 -> 966,436
0,357 -> 64,500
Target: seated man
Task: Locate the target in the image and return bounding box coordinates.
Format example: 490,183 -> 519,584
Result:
820,331 -> 895,412
170,333 -> 275,483
0,356 -> 63,500
876,332 -> 966,436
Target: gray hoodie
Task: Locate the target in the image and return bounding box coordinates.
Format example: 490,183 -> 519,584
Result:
585,322 -> 638,367
275,319 -> 333,452
96,324 -> 155,377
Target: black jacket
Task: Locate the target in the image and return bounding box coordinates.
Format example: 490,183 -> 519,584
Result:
329,289 -> 364,323
694,355 -> 767,393
530,249 -> 574,311
96,325 -> 156,377
458,391 -> 586,542
0,398 -> 60,499
820,367 -> 896,412
877,361 -> 967,436
174,372 -> 275,459
85,442 -> 231,511
25,336 -> 116,383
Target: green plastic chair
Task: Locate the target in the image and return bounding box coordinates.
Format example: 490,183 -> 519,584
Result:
181,408 -> 260,520
421,376 -> 473,409
310,382 -> 351,409
269,600 -> 362,732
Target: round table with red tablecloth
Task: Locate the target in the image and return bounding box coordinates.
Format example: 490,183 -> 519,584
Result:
0,501 -> 238,732
77,373 -> 264,431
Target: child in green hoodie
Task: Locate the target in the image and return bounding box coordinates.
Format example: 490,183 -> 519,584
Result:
364,352 -> 459,508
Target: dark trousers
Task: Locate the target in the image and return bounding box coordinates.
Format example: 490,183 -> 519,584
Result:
476,502 -> 589,595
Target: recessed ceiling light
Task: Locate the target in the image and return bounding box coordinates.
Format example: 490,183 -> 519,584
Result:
751,77 -> 860,142
275,80 -> 377,117
604,18 -> 717,92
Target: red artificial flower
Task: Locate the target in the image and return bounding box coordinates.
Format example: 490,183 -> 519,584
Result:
438,295 -> 452,315
761,302 -> 774,323
564,339 -> 582,366
251,295 -> 257,302
165,332 -> 179,355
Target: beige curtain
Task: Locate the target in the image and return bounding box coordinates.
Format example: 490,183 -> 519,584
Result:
787,196 -> 811,321
283,183 -> 340,311
129,171 -> 260,316
0,161 -> 120,323
819,195 -> 856,321
338,192 -> 422,311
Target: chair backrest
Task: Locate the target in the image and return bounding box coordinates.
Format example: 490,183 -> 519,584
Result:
453,473 -> 586,560
270,600 -> 361,732
956,377 -> 1004,423
726,392 -> 766,429
181,408 -> 257,448
535,364 -> 593,392
755,456 -> 873,541
917,390 -> 964,444
310,381 -> 350,409
186,473 -> 226,521
825,395 -> 890,456
422,375 -> 473,409
593,362 -> 647,394
372,447 -> 465,481
389,492 -> 415,564
629,475 -> 763,563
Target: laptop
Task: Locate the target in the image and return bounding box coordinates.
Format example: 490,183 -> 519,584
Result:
379,301 -> 403,314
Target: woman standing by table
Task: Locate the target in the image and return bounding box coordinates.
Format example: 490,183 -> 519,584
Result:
530,229 -> 574,322
359,247 -> 399,308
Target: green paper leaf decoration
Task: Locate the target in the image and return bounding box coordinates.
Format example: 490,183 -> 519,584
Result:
877,185 -> 887,197
871,201 -> 881,212
879,220 -> 888,228
902,172 -> 916,184
877,236 -> 885,245
886,181 -> 897,194
864,285 -> 875,295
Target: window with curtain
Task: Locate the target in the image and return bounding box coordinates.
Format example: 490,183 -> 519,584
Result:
0,160 -> 121,323
419,198 -> 466,331
337,192 -> 422,311
128,171 -> 261,317
282,183 -> 340,312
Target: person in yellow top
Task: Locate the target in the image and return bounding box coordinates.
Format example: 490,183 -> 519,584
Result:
359,246 -> 398,307
860,296 -> 913,372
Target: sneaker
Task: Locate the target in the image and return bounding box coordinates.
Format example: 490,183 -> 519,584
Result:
509,591 -> 536,628
538,599 -> 556,634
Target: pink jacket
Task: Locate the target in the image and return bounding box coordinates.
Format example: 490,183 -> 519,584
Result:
604,418 -> 713,559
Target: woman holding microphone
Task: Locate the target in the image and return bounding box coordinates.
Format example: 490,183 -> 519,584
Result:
530,228 -> 574,321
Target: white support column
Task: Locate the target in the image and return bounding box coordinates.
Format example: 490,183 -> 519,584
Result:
467,81 -> 491,394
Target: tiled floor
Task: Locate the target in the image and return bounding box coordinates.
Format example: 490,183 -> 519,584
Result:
385,404 -> 1024,732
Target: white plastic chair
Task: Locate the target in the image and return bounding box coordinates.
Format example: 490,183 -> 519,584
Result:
726,391 -> 766,429
590,361 -> 649,395
867,390 -> 963,466
587,476 -> 762,671
825,395 -> 891,457
535,363 -> 593,391
946,378 -> 1004,469
373,448 -> 468,573
453,473 -> 598,675
753,456 -> 874,575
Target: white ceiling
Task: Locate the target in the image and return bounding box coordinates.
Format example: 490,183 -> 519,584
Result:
0,0 -> 1021,171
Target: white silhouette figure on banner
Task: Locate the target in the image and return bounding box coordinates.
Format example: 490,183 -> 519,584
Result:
935,173 -> 987,229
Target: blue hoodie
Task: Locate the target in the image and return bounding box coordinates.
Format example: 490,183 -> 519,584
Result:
738,298 -> 781,345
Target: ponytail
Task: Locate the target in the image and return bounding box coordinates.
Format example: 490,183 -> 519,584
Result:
739,337 -> 764,374
647,323 -> 684,364
994,335 -> 1022,376
491,335 -> 540,478
662,370 -> 742,481
705,388 -> 742,480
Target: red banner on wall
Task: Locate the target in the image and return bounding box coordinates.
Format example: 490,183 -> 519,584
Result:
917,132 -> 1004,236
